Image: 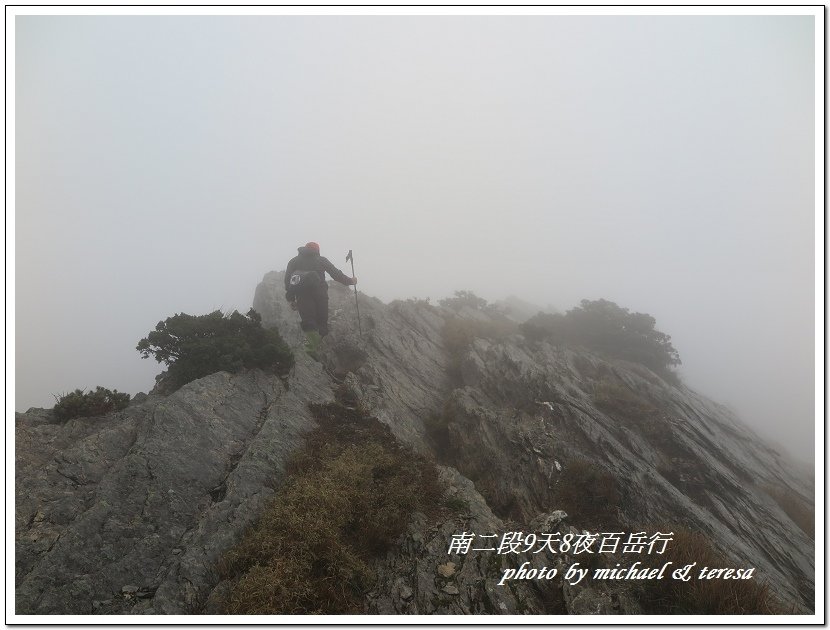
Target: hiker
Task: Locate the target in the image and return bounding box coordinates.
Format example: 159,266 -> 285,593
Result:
285,242 -> 357,355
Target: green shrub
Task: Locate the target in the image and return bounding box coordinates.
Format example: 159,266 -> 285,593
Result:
521,311 -> 568,344
522,299 -> 681,384
443,496 -> 470,513
219,400 -> 445,614
53,386 -> 130,422
136,308 -> 293,392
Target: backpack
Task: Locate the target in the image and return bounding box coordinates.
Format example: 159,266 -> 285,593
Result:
287,269 -> 322,294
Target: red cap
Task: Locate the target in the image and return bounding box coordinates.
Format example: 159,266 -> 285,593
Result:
305,242 -> 320,252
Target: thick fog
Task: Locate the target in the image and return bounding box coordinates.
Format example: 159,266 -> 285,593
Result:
13,14 -> 818,466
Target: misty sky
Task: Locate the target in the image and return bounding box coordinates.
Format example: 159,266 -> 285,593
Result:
13,12 -> 818,463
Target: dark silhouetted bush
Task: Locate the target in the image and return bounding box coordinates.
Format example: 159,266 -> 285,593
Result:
53,386 -> 130,422
136,308 -> 293,392
439,290 -> 488,312
522,299 -> 681,383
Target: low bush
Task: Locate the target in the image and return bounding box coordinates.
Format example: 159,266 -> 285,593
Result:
638,527 -> 786,614
401,297 -> 434,308
443,496 -> 470,513
53,386 -> 130,422
521,299 -> 681,384
136,308 -> 293,392
219,399 -> 445,614
439,290 -> 489,312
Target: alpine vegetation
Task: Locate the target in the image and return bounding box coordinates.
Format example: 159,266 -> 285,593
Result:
218,393 -> 445,614
52,386 -> 131,422
14,272 -> 814,617
136,308 -> 293,392
521,299 -> 682,384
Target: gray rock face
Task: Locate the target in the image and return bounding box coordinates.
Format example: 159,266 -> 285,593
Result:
16,360 -> 333,614
366,469 -> 639,615
253,272 -> 814,612
255,273 -> 452,453
437,340 -> 814,609
15,271 -> 814,615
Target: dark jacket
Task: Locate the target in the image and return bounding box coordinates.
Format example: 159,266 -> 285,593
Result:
285,246 -> 352,293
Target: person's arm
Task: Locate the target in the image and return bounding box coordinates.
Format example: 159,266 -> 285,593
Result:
321,257 -> 356,286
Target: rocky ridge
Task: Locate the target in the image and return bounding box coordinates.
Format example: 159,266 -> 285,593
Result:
14,271 -> 814,615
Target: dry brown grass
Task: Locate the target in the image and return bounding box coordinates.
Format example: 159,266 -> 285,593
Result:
592,380 -> 659,421
638,528 -> 786,614
763,485 -> 814,540
218,399 -> 444,614
593,378 -> 697,466
554,458 -> 623,529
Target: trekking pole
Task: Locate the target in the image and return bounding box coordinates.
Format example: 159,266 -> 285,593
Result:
346,250 -> 363,336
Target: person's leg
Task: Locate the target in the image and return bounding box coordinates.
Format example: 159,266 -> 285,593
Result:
297,292 -> 323,358
296,293 -> 318,333
316,290 -> 330,337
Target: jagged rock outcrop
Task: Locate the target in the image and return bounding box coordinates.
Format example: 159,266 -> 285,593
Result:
15,271 -> 814,615
364,469 -> 640,615
254,272 -> 814,611
16,361 -> 332,614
